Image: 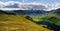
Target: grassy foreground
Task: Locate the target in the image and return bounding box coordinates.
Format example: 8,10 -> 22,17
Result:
0,14 -> 53,31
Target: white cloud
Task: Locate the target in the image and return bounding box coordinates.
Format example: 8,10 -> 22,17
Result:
45,3 -> 60,11
2,1 -> 20,8
0,1 -> 60,11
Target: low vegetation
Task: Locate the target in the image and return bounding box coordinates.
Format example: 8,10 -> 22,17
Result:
0,14 -> 52,31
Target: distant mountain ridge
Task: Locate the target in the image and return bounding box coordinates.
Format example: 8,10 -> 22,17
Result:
0,8 -> 60,15
49,8 -> 60,15
6,10 -> 47,15
54,8 -> 60,15
0,10 -> 16,15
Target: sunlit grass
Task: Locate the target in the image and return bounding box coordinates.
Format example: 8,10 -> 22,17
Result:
0,14 -> 53,31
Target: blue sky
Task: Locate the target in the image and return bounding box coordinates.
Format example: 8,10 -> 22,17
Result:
0,0 -> 60,4
0,0 -> 22,2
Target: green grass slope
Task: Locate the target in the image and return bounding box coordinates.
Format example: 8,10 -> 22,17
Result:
29,13 -> 60,26
43,14 -> 60,26
0,14 -> 53,31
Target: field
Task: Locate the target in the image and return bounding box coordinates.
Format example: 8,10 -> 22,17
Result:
0,14 -> 52,31
29,14 -> 60,26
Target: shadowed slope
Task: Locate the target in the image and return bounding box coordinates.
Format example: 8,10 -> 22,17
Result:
0,10 -> 16,15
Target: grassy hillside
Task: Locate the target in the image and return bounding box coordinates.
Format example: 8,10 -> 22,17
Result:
29,13 -> 60,26
43,14 -> 60,26
0,14 -> 52,31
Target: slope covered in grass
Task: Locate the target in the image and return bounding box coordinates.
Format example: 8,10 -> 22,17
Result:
0,13 -> 53,31
43,14 -> 60,26
29,13 -> 60,26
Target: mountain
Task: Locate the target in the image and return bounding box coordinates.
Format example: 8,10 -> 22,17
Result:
0,10 -> 52,31
49,8 -> 60,15
54,8 -> 60,15
7,10 -> 25,14
6,10 -> 47,15
0,10 -> 16,15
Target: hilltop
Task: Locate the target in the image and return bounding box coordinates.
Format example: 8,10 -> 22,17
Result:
0,10 -> 52,31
